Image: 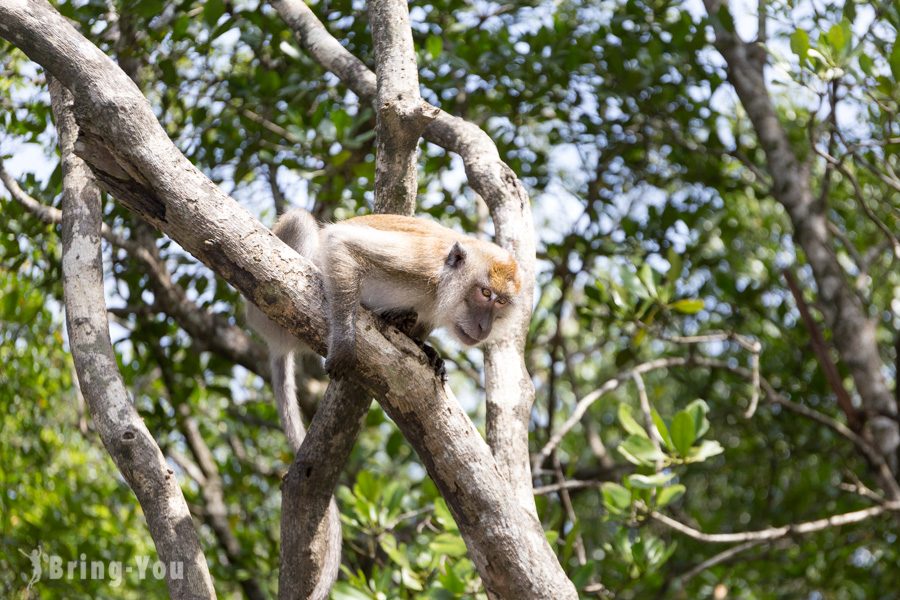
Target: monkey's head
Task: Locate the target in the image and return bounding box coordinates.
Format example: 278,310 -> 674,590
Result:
438,240 -> 522,345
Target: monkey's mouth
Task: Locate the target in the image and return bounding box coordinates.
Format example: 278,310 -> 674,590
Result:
455,325 -> 480,346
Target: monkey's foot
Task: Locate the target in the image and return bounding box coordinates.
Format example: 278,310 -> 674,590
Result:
379,309 -> 419,338
420,343 -> 447,383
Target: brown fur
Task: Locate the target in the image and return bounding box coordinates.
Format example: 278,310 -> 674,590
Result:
489,255 -> 521,296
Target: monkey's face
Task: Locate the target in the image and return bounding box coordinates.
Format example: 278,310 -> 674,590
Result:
441,241 -> 522,346
454,284 -> 514,344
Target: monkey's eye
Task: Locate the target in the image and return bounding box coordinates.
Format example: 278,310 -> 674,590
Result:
481,287 -> 492,299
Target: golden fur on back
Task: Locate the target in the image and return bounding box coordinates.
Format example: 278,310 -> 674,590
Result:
345,214 -> 520,296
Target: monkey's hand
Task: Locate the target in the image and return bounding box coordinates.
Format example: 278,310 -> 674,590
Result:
379,308 -> 420,339
419,343 -> 447,383
324,336 -> 357,376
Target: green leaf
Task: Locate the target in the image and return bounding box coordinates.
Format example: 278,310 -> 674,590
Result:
638,262 -> 657,299
651,408 -> 673,450
601,482 -> 632,514
859,53 -> 874,77
683,399 -> 710,439
429,533 -> 467,557
825,23 -> 848,55
203,0 -> 226,26
670,298 -> 704,314
618,435 -> 665,467
670,410 -> 697,457
655,484 -> 686,508
790,29 -> 810,62
687,440 -> 725,463
618,404 -> 649,439
433,498 -> 458,532
890,41 -> 900,82
842,0 -> 856,23
626,472 -> 675,490
426,35 -> 443,59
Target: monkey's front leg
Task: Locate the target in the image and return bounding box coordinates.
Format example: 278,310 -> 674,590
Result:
379,308 -> 420,338
419,344 -> 446,383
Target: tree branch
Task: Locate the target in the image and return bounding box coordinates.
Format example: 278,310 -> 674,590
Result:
782,268 -> 861,430
367,0 -> 439,212
651,501 -> 900,543
49,76 -> 215,599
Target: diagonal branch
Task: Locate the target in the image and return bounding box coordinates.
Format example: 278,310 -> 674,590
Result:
49,76 -> 216,599
651,501 -> 900,543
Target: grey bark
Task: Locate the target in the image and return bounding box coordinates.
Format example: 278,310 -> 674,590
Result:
367,0 -> 439,213
703,0 -> 900,478
279,379 -> 369,600
271,0 -> 540,518
0,0 -> 575,596
49,77 -> 216,599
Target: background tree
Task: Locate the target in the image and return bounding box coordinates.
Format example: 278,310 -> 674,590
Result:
2,0 -> 899,598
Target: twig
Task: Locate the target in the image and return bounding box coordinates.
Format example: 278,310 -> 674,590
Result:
553,456 -> 587,565
670,540 -> 764,589
782,268 -> 861,430
533,479 -> 604,495
633,371 -> 663,471
651,501 -> 900,543
663,331 -> 761,417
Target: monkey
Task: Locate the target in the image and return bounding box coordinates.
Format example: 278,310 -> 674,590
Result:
246,208 -> 522,444
245,208 -> 520,599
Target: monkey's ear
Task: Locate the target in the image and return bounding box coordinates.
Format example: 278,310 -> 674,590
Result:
445,242 -> 466,268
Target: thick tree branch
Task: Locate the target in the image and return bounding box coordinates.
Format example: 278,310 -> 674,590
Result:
149,341 -> 266,600
270,0 -> 539,515
367,0 -> 439,212
279,379 -> 369,600
49,77 -> 216,599
0,2 -> 574,595
703,0 -> 899,471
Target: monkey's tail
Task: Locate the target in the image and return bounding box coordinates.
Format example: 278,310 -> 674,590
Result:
274,207 -> 321,261
270,351 -> 304,452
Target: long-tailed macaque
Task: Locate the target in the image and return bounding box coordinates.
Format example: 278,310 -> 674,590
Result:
247,208 -> 521,445
245,209 -> 521,598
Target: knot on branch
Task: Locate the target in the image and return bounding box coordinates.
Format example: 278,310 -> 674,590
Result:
377,98 -> 440,147
74,130 -> 167,224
